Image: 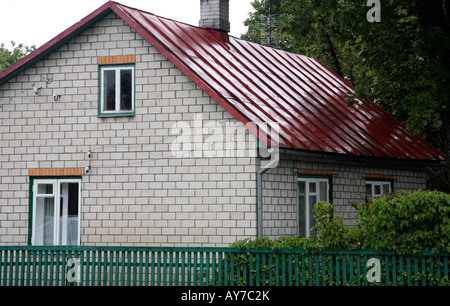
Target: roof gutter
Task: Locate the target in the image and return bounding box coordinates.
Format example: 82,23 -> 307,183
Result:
257,148 -> 279,238
279,148 -> 446,168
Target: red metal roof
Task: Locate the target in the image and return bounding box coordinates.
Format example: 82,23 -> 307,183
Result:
0,1 -> 445,161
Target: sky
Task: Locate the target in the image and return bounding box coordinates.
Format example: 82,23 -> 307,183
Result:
0,0 -> 255,49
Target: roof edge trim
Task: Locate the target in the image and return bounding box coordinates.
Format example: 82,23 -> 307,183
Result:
279,148 -> 446,167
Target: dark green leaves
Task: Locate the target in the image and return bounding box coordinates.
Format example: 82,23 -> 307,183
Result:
0,41 -> 36,71
233,190 -> 450,255
361,190 -> 450,255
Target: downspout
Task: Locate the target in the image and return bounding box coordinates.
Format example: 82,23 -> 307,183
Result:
257,149 -> 279,238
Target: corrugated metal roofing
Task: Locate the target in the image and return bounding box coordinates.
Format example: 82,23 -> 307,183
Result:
0,1 -> 446,161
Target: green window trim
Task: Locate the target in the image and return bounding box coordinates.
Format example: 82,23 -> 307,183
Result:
98,112 -> 136,118
28,176 -> 82,246
98,64 -> 136,117
297,174 -> 333,238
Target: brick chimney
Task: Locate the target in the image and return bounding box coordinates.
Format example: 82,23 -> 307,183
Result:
199,0 -> 230,33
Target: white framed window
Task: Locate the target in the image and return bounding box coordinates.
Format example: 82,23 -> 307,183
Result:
298,176 -> 331,238
365,180 -> 392,198
31,178 -> 81,246
99,65 -> 135,117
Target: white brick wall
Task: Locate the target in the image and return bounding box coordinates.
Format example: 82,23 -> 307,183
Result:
0,13 -> 257,246
262,155 -> 428,239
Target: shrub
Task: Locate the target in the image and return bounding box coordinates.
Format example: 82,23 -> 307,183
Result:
233,190 -> 450,255
232,201 -> 357,252
226,191 -> 449,286
356,190 -> 450,255
310,201 -> 356,250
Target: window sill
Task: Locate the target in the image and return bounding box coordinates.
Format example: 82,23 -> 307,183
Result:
98,112 -> 136,118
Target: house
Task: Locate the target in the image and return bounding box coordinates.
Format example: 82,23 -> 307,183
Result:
0,0 -> 445,247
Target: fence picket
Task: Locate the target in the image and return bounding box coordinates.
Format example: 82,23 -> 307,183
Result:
0,246 -> 447,286
429,256 -> 434,286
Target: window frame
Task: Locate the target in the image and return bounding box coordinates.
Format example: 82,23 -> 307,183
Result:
297,175 -> 332,238
365,179 -> 393,198
29,177 -> 82,246
98,64 -> 136,117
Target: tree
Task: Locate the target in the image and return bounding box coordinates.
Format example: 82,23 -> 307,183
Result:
243,1 -> 450,190
0,41 -> 35,71
242,0 -> 294,51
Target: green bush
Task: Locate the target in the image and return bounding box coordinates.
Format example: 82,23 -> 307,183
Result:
356,190 -> 450,255
225,190 -> 449,286
231,201 -> 354,251
232,200 -> 356,252
233,190 -> 450,255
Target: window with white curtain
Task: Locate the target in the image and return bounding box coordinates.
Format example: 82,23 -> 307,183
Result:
32,179 -> 81,246
298,176 -> 331,238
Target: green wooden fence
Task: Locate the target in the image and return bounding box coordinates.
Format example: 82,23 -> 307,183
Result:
0,246 -> 448,286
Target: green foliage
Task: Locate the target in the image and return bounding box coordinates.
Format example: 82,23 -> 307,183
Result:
232,200 -> 360,252
233,190 -> 450,255
225,191 -> 450,286
310,201 -> 355,250
357,190 -> 450,255
241,0 -> 294,51
231,235 -> 316,251
0,41 -> 35,71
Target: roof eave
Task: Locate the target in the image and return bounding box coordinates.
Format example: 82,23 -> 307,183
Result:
279,148 -> 446,168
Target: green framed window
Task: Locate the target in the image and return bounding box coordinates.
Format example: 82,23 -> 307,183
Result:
29,177 -> 81,246
99,64 -> 135,117
365,179 -> 392,198
298,175 -> 332,238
